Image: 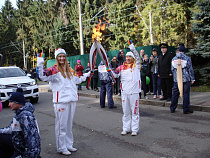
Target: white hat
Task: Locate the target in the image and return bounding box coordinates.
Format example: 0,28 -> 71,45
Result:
126,52 -> 135,59
55,48 -> 66,58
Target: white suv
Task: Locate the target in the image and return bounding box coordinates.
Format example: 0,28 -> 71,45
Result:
0,67 -> 39,105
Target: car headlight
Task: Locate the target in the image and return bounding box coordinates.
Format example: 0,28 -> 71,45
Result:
0,85 -> 6,89
30,81 -> 36,86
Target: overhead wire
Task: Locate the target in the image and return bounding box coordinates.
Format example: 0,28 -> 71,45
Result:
0,1 -> 198,51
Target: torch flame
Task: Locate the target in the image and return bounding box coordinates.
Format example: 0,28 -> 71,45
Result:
92,17 -> 110,43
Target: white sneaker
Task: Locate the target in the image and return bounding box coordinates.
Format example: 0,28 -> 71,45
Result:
59,150 -> 71,155
145,96 -> 149,99
121,131 -> 128,135
68,147 -> 77,152
131,131 -> 137,136
153,95 -> 157,99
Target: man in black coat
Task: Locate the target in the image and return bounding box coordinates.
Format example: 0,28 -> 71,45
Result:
116,49 -> 125,96
158,43 -> 174,101
111,56 -> 119,95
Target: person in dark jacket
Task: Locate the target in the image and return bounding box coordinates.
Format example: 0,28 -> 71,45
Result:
158,43 -> 174,101
111,56 -> 119,95
116,50 -> 125,96
85,62 -> 91,90
29,68 -> 35,79
117,49 -> 125,66
92,65 -> 99,92
22,67 -> 27,74
150,48 -> 162,99
140,49 -> 145,63
141,54 -> 150,99
0,88 -> 41,158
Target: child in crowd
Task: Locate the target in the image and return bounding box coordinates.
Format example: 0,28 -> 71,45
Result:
141,54 -> 150,99
75,60 -> 84,90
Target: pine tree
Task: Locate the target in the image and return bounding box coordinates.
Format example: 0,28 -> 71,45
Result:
191,0 -> 210,58
0,0 -> 18,66
188,0 -> 210,86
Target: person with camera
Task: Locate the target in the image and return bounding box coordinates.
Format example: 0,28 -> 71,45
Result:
150,48 -> 162,99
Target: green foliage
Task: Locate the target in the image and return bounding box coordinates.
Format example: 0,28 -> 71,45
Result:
187,0 -> 210,86
136,0 -> 196,47
107,0 -> 137,50
0,0 -> 207,76
190,0 -> 210,58
191,85 -> 210,92
0,0 -> 18,66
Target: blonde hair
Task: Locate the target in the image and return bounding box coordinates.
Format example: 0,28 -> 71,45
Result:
56,57 -> 73,79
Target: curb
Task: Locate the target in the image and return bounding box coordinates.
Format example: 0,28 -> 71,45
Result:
39,88 -> 210,112
39,89 -> 52,93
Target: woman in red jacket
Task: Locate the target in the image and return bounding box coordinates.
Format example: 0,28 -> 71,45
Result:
75,60 -> 84,90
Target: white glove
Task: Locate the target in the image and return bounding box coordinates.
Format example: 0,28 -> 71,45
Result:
129,43 -> 135,51
37,56 -> 44,67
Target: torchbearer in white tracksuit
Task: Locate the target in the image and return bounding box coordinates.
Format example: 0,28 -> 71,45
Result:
112,41 -> 141,136
37,48 -> 90,156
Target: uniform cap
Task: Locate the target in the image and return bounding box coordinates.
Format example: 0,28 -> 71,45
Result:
8,88 -> 25,106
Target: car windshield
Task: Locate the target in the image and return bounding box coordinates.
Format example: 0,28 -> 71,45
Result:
0,68 -> 26,78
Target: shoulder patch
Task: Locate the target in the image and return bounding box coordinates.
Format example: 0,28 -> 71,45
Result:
12,118 -> 22,131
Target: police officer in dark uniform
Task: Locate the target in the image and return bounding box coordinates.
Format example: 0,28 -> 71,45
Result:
158,43 -> 174,101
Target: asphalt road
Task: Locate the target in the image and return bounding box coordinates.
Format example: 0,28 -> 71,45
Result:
0,92 -> 210,158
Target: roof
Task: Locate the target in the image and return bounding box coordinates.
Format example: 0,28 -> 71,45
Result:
0,66 -> 18,69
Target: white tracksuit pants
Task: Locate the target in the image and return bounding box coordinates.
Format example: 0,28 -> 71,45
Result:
53,102 -> 76,152
121,93 -> 140,133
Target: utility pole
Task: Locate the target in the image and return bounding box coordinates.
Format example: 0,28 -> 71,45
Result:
23,40 -> 25,69
78,0 -> 84,55
49,47 -> 51,58
33,45 -> 35,68
149,12 -> 154,45
136,5 -> 155,45
136,5 -> 149,31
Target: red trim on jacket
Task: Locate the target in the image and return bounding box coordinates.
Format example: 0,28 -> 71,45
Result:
57,91 -> 59,102
134,100 -> 138,114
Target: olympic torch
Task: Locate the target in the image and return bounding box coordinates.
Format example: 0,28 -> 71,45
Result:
87,17 -> 115,88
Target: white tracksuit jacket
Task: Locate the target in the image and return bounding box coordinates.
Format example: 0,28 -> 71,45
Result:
38,65 -> 90,103
38,64 -> 90,152
112,44 -> 141,94
113,44 -> 141,133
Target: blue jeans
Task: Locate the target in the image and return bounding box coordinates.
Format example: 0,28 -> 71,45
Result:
100,80 -> 114,108
170,82 -> 191,113
152,74 -> 161,95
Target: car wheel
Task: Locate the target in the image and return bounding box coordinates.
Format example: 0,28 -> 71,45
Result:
30,97 -> 39,103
